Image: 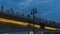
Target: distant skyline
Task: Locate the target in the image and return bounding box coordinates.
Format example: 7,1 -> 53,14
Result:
0,0 -> 60,22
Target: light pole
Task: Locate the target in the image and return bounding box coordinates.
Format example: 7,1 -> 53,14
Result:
31,8 -> 37,34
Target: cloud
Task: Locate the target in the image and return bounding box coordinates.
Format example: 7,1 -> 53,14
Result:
18,0 -> 54,8
0,0 -> 54,9
18,0 -> 33,8
39,0 -> 54,3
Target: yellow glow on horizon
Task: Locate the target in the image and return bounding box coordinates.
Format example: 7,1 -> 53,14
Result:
28,24 -> 41,29
34,24 -> 40,29
0,18 -> 40,28
45,26 -> 58,30
0,18 -> 60,30
0,18 -> 28,26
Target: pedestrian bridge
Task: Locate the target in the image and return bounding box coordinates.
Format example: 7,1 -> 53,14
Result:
0,12 -> 60,33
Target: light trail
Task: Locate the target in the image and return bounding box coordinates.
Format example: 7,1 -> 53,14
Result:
0,18 -> 60,30
0,18 -> 40,28
45,26 -> 60,30
45,26 -> 57,30
0,18 -> 28,26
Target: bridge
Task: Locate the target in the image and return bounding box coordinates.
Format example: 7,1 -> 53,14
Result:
0,11 -> 60,33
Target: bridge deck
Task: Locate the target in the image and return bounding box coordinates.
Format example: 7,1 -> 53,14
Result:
0,13 -> 60,29
0,13 -> 60,33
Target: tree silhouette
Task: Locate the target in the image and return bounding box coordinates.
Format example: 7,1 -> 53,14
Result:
50,21 -> 56,26
9,8 -> 14,15
31,8 -> 37,21
22,13 -> 24,17
1,5 -> 4,13
27,14 -> 31,29
27,14 -> 31,19
30,8 -> 37,32
48,21 -> 56,25
52,21 -> 56,24
16,11 -> 19,16
6,9 -> 10,14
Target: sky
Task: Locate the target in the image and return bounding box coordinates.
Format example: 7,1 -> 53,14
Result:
0,0 -> 60,22
0,0 -> 60,34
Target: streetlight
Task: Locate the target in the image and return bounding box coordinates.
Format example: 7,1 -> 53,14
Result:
30,8 -> 37,34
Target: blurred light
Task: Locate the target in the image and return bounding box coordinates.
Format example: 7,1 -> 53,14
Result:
34,24 -> 40,29
45,26 -> 58,30
0,18 -> 60,30
28,24 -> 41,29
0,18 -> 28,26
29,31 -> 34,34
0,18 -> 40,28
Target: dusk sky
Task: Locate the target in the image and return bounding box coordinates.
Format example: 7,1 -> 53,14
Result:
0,0 -> 60,22
0,0 -> 60,34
